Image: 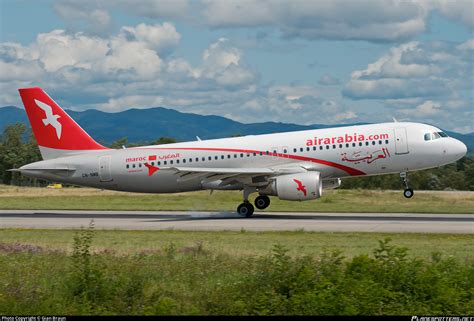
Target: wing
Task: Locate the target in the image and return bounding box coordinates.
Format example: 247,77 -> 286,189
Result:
164,165 -> 312,188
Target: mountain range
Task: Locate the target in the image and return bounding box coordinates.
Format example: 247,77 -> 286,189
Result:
1,106 -> 473,154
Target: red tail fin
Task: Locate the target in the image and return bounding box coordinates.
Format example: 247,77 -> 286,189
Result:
18,87 -> 108,159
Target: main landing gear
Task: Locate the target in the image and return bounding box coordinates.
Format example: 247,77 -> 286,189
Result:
237,187 -> 271,217
400,172 -> 414,198
254,195 -> 271,210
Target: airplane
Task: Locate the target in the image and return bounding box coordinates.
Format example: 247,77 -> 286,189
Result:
12,87 -> 467,217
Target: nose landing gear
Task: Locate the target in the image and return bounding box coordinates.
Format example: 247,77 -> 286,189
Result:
400,172 -> 414,198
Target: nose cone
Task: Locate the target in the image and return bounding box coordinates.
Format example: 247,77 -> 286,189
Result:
451,138 -> 467,161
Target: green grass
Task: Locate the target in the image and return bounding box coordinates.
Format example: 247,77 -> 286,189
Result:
0,229 -> 472,261
0,228 -> 473,315
0,185 -> 473,213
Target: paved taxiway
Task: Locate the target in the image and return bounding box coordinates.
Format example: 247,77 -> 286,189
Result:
0,210 -> 473,233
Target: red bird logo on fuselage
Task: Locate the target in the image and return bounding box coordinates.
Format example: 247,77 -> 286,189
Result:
144,162 -> 159,176
293,179 -> 307,197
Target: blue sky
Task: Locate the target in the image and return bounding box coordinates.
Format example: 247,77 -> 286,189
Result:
0,0 -> 473,133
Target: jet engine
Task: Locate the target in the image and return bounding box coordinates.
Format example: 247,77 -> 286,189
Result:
259,172 -> 322,201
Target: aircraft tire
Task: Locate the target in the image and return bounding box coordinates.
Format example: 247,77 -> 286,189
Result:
254,195 -> 270,210
237,202 -> 255,217
403,188 -> 414,198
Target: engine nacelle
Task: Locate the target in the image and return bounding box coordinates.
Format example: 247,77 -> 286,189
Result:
260,172 -> 322,201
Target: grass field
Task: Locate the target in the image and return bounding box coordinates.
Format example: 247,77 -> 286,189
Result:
0,229 -> 472,261
1,227 -> 473,315
1,185 -> 473,213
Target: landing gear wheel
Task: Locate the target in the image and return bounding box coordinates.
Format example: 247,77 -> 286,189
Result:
403,188 -> 414,198
400,172 -> 414,199
237,202 -> 255,217
254,195 -> 270,210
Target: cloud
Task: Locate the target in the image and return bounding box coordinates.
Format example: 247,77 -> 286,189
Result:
200,0 -> 430,42
53,1 -> 112,35
318,74 -> 341,86
343,40 -> 473,100
434,0 -> 474,29
52,0 -> 473,43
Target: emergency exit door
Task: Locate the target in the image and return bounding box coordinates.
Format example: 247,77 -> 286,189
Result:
394,128 -> 409,155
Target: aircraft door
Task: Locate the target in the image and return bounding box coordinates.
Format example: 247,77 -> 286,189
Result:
394,128 -> 409,155
99,156 -> 113,182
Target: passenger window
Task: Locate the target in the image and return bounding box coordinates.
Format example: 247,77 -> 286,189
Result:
208,156 -> 211,161
293,148 -> 297,153
132,164 -> 136,168
202,157 -> 205,161
379,140 -> 382,145
359,142 -> 363,146
247,153 -> 251,157
313,146 -> 316,151
385,140 -> 389,144
240,153 -> 244,157
170,160 -> 173,165
352,143 -> 356,147
234,154 -> 237,158
339,144 -> 342,148
228,155 -> 231,159
300,147 -> 304,152
139,163 -> 142,167
221,155 -> 224,159
365,142 -> 369,146
164,161 -> 167,165
319,146 -> 323,150
306,147 -> 310,152
126,164 -> 129,169
151,162 -> 154,166
177,159 -> 180,164
332,145 -> 336,149
215,156 -> 218,160
260,152 -> 263,156
183,159 -> 186,163
158,161 -> 161,166
253,152 -> 257,156
189,159 -> 192,163
326,145 -> 330,149
372,141 -> 376,145
346,143 -> 349,148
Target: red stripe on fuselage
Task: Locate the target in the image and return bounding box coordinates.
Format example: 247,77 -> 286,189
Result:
133,147 -> 366,176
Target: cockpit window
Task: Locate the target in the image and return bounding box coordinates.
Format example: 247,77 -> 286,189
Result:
432,132 -> 441,139
424,133 -> 431,141
438,131 -> 448,137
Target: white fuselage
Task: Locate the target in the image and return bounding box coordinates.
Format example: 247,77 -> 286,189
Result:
20,122 -> 467,193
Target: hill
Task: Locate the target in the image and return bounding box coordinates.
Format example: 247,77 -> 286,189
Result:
1,106 -> 473,153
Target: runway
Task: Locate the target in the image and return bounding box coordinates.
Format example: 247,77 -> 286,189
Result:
0,210 -> 473,233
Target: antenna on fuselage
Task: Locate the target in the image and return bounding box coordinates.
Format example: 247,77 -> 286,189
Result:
392,117 -> 398,123
196,136 -> 202,141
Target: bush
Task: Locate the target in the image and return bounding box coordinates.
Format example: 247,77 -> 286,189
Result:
0,234 -> 472,315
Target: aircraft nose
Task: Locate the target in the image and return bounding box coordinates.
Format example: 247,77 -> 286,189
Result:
450,138 -> 467,160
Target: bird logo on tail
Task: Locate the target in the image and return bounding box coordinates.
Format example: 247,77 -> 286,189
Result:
293,179 -> 307,197
34,99 -> 62,139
